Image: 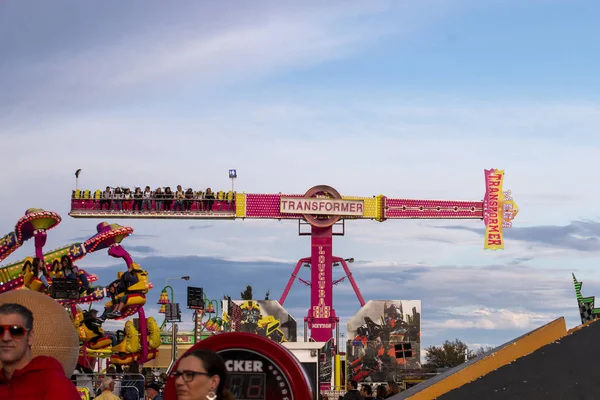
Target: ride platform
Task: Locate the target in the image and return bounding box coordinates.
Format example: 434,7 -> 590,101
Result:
69,209 -> 236,220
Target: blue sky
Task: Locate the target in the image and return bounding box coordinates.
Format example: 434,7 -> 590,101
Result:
2,0 -> 600,357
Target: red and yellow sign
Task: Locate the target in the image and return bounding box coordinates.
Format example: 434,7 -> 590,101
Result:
484,169 -> 518,250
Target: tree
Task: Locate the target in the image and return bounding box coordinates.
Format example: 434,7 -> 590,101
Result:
472,345 -> 495,357
241,285 -> 253,300
424,339 -> 475,368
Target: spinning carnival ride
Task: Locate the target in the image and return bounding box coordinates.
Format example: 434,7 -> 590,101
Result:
70,168 -> 519,344
0,210 -> 160,368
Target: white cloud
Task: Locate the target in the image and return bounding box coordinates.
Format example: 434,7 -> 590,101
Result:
2,1 -> 463,117
426,307 -> 554,331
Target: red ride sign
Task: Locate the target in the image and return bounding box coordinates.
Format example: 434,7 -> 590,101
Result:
163,332 -> 314,400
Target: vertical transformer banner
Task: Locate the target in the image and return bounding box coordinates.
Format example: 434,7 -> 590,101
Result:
484,169 -> 506,250
310,227 -> 334,342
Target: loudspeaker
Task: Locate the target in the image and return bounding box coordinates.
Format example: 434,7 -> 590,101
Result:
187,286 -> 204,309
165,303 -> 181,322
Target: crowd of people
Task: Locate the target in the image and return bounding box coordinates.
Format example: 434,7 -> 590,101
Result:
72,361 -> 163,400
0,301 -> 408,400
333,379 -> 401,399
72,186 -> 236,213
0,302 -> 235,399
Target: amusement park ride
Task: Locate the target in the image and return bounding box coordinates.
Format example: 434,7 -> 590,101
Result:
0,168 -> 518,399
0,210 -> 161,369
68,168 -> 519,344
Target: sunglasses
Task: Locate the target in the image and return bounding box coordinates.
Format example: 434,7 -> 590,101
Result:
0,325 -> 30,338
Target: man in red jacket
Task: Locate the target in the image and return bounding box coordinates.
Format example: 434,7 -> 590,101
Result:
0,303 -> 81,399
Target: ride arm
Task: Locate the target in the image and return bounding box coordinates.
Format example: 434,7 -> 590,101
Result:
0,232 -> 20,263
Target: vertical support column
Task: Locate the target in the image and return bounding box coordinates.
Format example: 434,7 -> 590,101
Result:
308,225 -> 336,342
137,307 -> 148,363
336,320 -> 340,351
304,319 -> 308,342
166,322 -> 178,375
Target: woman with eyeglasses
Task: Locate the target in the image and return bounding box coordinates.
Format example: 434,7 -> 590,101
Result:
169,349 -> 234,400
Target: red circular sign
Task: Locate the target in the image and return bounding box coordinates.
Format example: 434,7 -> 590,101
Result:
163,332 -> 314,400
302,185 -> 342,228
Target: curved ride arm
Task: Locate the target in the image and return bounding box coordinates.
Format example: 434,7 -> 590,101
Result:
107,244 -> 133,268
137,307 -> 149,363
33,231 -> 48,260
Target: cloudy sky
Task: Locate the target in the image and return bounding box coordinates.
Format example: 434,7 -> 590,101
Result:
2,0 -> 600,357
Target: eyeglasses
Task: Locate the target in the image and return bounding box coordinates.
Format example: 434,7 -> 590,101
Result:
170,370 -> 211,382
0,325 -> 30,338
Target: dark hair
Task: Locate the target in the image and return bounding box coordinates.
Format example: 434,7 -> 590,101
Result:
350,380 -> 358,389
181,349 -> 227,396
32,257 -> 43,274
376,385 -> 387,397
22,260 -> 32,272
0,303 -> 34,330
128,361 -> 139,374
61,255 -> 72,268
362,384 -> 372,395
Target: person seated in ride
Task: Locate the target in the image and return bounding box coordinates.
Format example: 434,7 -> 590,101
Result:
22,257 -> 50,290
60,255 -> 92,295
163,187 -> 174,211
205,187 -> 215,212
50,260 -> 62,279
105,270 -> 139,318
174,185 -> 185,211
100,278 -> 124,320
84,309 -> 117,346
184,188 -> 194,211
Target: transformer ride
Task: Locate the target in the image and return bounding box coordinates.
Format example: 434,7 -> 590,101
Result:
68,168 -> 518,394
0,210 -> 160,369
69,168 -> 518,345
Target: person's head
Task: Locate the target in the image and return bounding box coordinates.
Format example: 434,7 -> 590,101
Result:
146,382 -> 161,399
128,361 -> 139,374
31,257 -> 43,271
360,384 -> 372,396
0,303 -> 34,366
347,379 -> 358,390
101,377 -> 115,392
106,365 -> 116,374
173,348 -> 226,400
376,385 -> 387,398
61,255 -> 72,268
387,381 -> 400,394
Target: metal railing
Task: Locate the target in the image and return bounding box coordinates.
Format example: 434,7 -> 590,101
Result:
72,372 -> 147,399
70,197 -> 236,213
